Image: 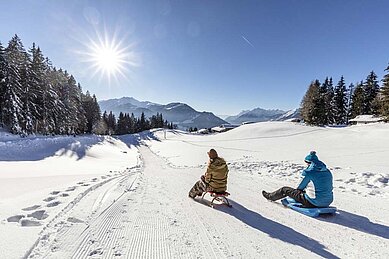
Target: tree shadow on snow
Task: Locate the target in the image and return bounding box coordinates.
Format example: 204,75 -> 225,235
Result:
318,210 -> 389,240
216,199 -> 340,259
116,131 -> 161,148
0,135 -> 105,161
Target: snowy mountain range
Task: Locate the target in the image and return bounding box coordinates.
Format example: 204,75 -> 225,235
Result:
98,97 -> 227,129
225,108 -> 301,124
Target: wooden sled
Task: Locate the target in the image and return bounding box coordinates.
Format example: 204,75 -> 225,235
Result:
202,191 -> 232,208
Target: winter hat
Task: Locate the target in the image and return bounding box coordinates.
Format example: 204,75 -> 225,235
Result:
304,151 -> 319,163
207,149 -> 218,159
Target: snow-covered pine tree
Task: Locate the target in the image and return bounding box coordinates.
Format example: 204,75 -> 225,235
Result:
76,83 -> 87,134
3,35 -> 25,134
326,77 -> 335,125
363,71 -> 380,115
28,43 -> 46,133
116,112 -> 126,135
380,63 -> 389,121
346,83 -> 355,124
318,78 -> 328,125
107,111 -> 116,135
350,81 -> 365,119
301,80 -> 322,126
333,76 -> 348,125
0,41 -> 7,127
66,74 -> 82,135
82,91 -> 101,133
45,65 -> 65,134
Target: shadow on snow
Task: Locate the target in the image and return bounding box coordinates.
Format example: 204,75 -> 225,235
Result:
0,135 -> 105,161
215,199 -> 340,259
116,130 -> 161,148
318,209 -> 389,240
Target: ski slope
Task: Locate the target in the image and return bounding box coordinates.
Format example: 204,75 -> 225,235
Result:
1,122 -> 389,258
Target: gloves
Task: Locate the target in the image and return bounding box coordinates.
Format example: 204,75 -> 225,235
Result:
201,175 -> 205,182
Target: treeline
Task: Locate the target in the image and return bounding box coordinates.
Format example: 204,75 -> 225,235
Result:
101,111 -> 175,135
301,64 -> 389,126
0,34 -> 101,135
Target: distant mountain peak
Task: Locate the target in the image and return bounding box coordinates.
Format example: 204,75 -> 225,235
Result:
225,107 -> 295,124
99,97 -> 227,129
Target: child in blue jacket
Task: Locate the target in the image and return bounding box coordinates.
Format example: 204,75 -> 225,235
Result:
262,151 -> 333,208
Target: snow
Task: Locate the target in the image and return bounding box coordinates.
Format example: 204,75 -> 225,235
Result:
349,115 -> 384,123
1,122 -> 389,258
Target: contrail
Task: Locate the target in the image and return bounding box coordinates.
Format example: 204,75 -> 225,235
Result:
241,35 -> 255,48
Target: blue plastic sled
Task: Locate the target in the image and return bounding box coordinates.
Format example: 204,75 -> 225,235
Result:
281,198 -> 337,218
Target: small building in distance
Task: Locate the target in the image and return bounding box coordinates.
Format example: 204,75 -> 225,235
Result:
349,115 -> 384,125
211,124 -> 239,133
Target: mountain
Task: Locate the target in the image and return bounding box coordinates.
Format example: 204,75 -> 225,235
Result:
99,97 -> 227,129
225,108 -> 301,124
225,108 -> 285,124
275,108 -> 302,121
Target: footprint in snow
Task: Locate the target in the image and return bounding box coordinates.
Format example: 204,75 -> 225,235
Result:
7,215 -> 25,223
82,183 -> 90,187
43,197 -> 56,202
20,219 -> 41,227
60,193 -> 69,197
88,248 -> 103,256
27,210 -> 48,220
91,178 -> 98,182
77,182 -> 84,185
50,191 -> 60,195
47,201 -> 61,207
22,205 -> 41,211
65,186 -> 76,192
67,217 -> 84,223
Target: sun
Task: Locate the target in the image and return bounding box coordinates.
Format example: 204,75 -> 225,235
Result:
91,42 -> 122,75
80,30 -> 140,84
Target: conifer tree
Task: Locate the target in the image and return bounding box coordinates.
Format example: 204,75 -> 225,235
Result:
380,63 -> 389,120
116,112 -> 126,135
0,41 -> 7,126
350,81 -> 365,118
321,77 -> 335,125
3,35 -> 25,134
301,80 -> 322,125
333,76 -> 348,124
82,91 -> 101,133
363,71 -> 380,114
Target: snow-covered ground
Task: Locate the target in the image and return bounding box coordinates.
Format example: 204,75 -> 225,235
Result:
1,122 -> 389,258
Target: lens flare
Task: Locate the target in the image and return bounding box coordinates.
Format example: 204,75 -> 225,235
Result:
78,29 -> 140,85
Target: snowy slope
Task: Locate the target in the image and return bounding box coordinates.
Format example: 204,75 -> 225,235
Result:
1,122 -> 389,258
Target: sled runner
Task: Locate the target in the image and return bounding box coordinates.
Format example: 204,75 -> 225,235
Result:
202,191 -> 232,208
281,198 -> 337,218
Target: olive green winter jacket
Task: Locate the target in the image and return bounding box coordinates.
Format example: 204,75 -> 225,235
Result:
204,157 -> 229,192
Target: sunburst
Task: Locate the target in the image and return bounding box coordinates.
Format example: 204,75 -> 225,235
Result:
79,30 -> 140,84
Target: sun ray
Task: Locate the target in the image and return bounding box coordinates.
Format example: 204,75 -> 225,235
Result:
76,28 -> 140,86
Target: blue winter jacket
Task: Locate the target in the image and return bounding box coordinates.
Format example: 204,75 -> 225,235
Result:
297,160 -> 334,207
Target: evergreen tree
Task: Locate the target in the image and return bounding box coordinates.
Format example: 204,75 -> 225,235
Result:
116,112 -> 126,134
76,83 -> 87,133
380,63 -> 389,121
320,77 -> 334,125
82,91 -> 101,133
346,83 -> 355,124
350,81 -> 365,118
0,41 -> 7,126
363,71 -> 380,114
28,43 -> 46,133
301,80 -> 322,125
3,35 -> 25,134
333,76 -> 348,124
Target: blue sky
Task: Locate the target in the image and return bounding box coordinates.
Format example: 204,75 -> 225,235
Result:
1,0 -> 389,115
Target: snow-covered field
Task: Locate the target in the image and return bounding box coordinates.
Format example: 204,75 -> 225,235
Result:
1,122 -> 389,258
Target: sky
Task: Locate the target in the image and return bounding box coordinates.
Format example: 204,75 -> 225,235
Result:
1,0 -> 389,116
